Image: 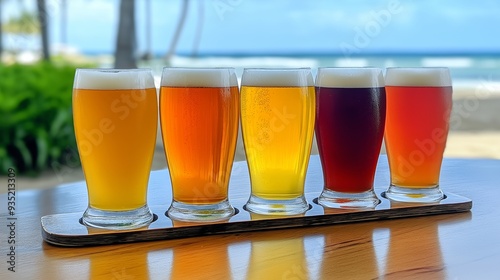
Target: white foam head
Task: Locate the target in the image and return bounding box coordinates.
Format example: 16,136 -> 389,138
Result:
385,67 -> 452,87
241,68 -> 313,87
315,67 -> 384,88
161,68 -> 237,87
74,69 -> 155,90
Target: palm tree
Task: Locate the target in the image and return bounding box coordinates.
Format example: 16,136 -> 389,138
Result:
141,0 -> 152,61
191,0 -> 204,57
60,0 -> 67,47
4,10 -> 39,34
36,0 -> 50,61
0,2 -> 3,58
115,0 -> 137,68
165,0 -> 189,65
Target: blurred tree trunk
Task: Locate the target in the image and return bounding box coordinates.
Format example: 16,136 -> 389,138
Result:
115,0 -> 137,68
191,0 -> 203,57
61,0 -> 67,47
165,0 -> 189,65
0,2 -> 3,58
36,0 -> 50,61
142,0 -> 152,61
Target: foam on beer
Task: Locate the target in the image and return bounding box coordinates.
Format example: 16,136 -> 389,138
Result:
315,68 -> 384,88
74,69 -> 155,89
161,68 -> 237,87
385,68 -> 452,87
241,68 -> 314,87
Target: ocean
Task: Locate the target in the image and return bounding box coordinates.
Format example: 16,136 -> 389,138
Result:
126,53 -> 500,89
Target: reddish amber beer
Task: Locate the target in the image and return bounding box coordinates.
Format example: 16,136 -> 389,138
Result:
315,68 -> 385,208
160,68 -> 238,221
384,67 -> 452,202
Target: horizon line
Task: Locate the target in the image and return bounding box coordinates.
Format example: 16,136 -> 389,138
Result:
80,50 -> 500,58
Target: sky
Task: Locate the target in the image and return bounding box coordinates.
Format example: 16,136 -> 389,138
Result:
3,0 -> 500,56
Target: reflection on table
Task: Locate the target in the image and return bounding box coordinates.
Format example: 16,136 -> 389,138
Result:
1,156 -> 499,279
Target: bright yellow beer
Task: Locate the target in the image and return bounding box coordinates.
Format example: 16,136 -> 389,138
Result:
73,70 -> 157,212
240,68 -> 315,218
241,86 -> 315,199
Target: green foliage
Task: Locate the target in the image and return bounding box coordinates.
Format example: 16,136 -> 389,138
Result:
0,62 -> 78,175
4,11 -> 40,34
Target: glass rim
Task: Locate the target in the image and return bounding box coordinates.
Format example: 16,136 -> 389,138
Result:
73,68 -> 155,90
162,67 -> 235,71
385,67 -> 450,71
316,67 -> 384,88
317,66 -> 382,70
76,68 -> 152,72
160,67 -> 237,87
242,67 -> 312,71
241,68 -> 313,87
385,67 -> 452,87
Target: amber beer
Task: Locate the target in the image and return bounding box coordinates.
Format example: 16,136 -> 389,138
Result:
73,69 -> 157,229
160,68 -> 238,221
384,67 -> 452,202
241,68 -> 315,215
315,68 -> 385,208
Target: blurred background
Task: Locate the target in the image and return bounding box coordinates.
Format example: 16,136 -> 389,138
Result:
0,0 -> 499,191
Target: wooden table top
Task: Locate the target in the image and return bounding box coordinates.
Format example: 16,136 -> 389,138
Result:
1,155 -> 499,279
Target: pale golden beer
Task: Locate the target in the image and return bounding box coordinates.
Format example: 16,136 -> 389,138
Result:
241,68 -> 315,215
73,69 -> 157,229
160,68 -> 238,222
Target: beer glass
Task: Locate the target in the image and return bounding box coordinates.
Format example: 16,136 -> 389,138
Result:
241,68 -> 315,215
73,69 -> 157,229
315,67 -> 385,208
160,68 -> 239,221
384,67 -> 452,202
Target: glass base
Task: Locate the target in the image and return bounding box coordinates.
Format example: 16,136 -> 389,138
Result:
384,184 -> 444,203
167,199 -> 235,222
318,189 -> 380,209
244,194 -> 310,215
82,204 -> 153,230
